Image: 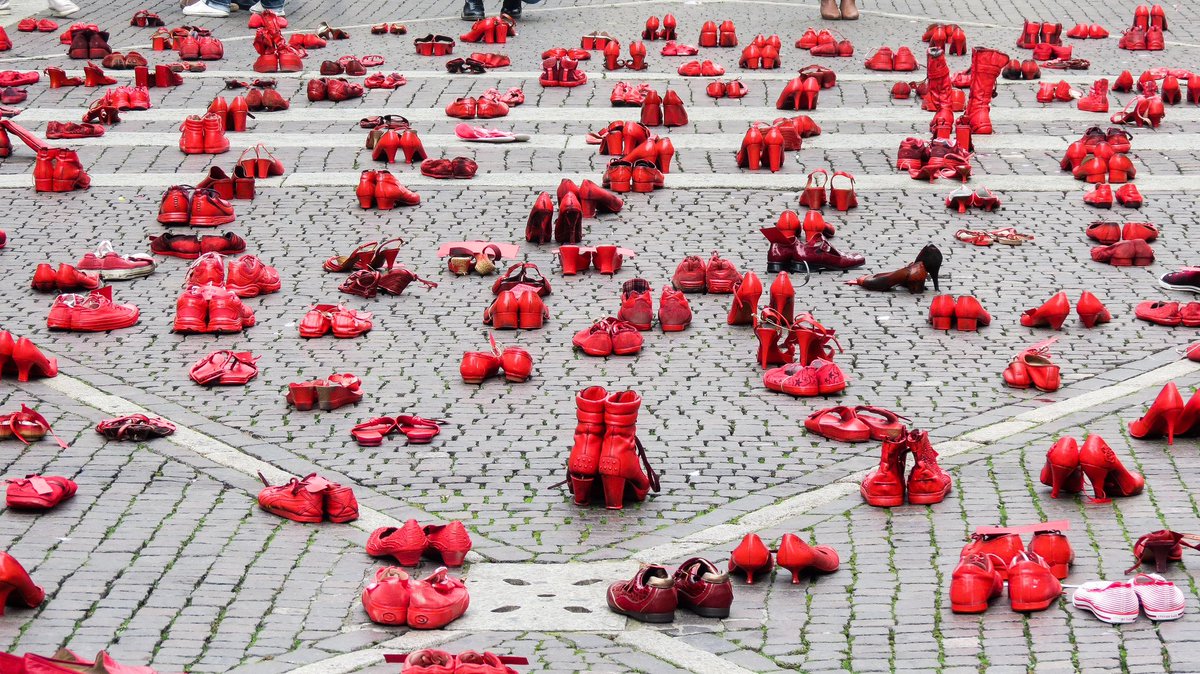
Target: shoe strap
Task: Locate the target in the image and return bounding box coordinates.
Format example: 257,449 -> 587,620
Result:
973,519 -> 1071,536
635,437 -> 661,493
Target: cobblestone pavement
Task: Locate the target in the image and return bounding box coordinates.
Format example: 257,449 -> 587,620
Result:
0,0 -> 1198,671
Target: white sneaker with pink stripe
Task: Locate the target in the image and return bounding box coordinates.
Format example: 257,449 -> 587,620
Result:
1131,573 -> 1186,621
1072,580 -> 1140,624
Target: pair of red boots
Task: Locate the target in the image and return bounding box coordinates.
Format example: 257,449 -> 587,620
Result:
180,113 -> 229,154
258,472 -> 358,523
566,387 -> 660,510
367,520 -> 472,567
308,77 -> 364,102
607,559 -> 732,623
1041,435 -> 1144,501
729,533 -> 839,585
33,148 -> 90,193
159,185 -> 235,226
0,332 -> 58,382
460,335 -> 532,383
357,170 -> 421,209
860,430 -> 951,506
362,567 -> 469,629
31,264 -> 99,293
174,284 -> 256,333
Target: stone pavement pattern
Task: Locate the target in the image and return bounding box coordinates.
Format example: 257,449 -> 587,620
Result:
0,0 -> 1198,671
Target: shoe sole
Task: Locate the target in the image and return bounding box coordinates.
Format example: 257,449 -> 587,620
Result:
1072,595 -> 1139,623
96,266 -> 154,281
1159,280 -> 1200,294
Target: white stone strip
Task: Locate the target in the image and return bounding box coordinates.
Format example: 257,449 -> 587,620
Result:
616,628 -> 759,674
40,373 -> 406,535
3,171 -> 1200,193
286,632 -> 457,674
1014,359 -> 1200,424
8,104 -> 1191,124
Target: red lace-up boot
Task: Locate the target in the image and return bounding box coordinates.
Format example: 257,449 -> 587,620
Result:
567,386 -> 608,505
861,436 -> 908,506
597,390 -> 654,510
905,430 -> 952,504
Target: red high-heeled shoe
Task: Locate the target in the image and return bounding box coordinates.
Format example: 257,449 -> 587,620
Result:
727,271 -> 762,325
792,314 -> 841,365
798,169 -> 828,209
628,41 -> 647,70
718,20 -> 738,47
736,126 -> 763,170
603,40 -> 621,70
1020,291 -> 1070,329
797,76 -> 820,110
1076,291 -> 1111,328
398,130 -> 427,163
929,294 -> 955,330
655,137 -> 674,173
775,533 -> 839,583
662,89 -> 687,127
11,337 -> 58,381
728,533 -> 772,584
0,552 -> 44,615
1040,437 -> 1084,498
1129,382 -> 1185,444
755,308 -> 794,367
768,271 -> 794,323
954,296 -> 991,331
640,89 -> 662,126
764,126 -> 784,172
1079,434 -> 1144,501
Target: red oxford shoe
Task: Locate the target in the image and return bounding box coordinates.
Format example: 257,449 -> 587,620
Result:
672,558 -> 733,618
607,564 -> 677,622
0,552 -> 44,615
1076,290 -> 1111,328
1007,552 -> 1062,612
950,554 -> 1003,613
728,533 -> 773,583
407,567 -> 469,629
961,532 -> 1024,580
53,263 -> 100,291
368,520 -> 428,565
775,533 -> 839,583
5,474 -> 77,510
362,567 -> 411,625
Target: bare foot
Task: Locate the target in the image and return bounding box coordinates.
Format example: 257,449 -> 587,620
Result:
840,0 -> 860,20
821,0 -> 841,19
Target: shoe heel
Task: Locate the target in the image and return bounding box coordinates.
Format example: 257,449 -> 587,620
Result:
0,583 -> 13,615
14,360 -> 32,383
767,145 -> 783,173
780,564 -> 803,584
492,311 -> 519,329
1078,312 -> 1101,328
955,317 -> 977,331
632,178 -> 655,193
438,550 -> 467,567
1079,464 -> 1110,501
745,142 -> 762,170
930,316 -> 952,330
601,475 -> 626,510
517,311 -> 544,330
1109,170 -> 1127,183
1047,313 -> 1068,330
569,475 -> 593,505
358,194 -> 374,209
1046,463 -> 1075,498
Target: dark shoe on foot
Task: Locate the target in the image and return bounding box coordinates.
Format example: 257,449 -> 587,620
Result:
502,0 -> 522,18
462,0 -> 485,20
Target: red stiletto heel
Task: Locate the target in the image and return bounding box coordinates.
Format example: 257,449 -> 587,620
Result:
1129,383 -> 1184,445
768,271 -> 794,323
728,533 -> 772,584
727,271 -> 762,325
764,126 -> 784,172
755,308 -> 795,367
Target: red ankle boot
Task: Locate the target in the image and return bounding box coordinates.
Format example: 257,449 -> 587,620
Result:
860,436 -> 908,507
567,387 -> 607,505
597,390 -> 658,509
905,430 -> 952,504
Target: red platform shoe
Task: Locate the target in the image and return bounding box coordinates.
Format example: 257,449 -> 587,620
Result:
0,552 -> 44,615
1079,434 -> 1144,501
728,533 -> 772,584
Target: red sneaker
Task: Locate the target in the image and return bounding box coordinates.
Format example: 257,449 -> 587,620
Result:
606,564 -> 677,622
950,554 -> 1003,613
47,286 -> 140,332
76,240 -> 156,280
671,255 -> 708,291
658,286 -> 692,331
5,474 -> 77,510
256,472 -> 326,523
226,255 -> 280,297
1007,552 -> 1062,611
617,278 -> 653,330
189,188 -> 235,226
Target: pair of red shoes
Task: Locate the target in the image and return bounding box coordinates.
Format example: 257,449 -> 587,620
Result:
0,331 -> 57,382
1003,339 -> 1062,391
300,305 -> 372,338
1001,58 -> 1041,80
460,335 -> 532,383
603,40 -> 647,71
288,32 -> 326,49
101,50 -> 147,69
1067,23 -> 1109,39
325,238 -> 406,273
697,20 -> 737,48
177,31 -> 223,60
565,387 -> 659,510
1084,184 -> 1143,208
861,429 -> 952,506
619,134 -> 675,174
287,373 -> 363,411
1092,239 -> 1155,266
158,185 -> 235,226
952,551 -> 1063,614
706,80 -> 747,99
320,56 -> 367,75
420,157 -> 477,179
736,124 -> 788,171
445,94 -> 508,119
47,286 -> 139,332
607,559 -> 732,623
371,128 -> 428,164
33,148 -> 90,193
66,28 -> 111,60
738,35 -> 781,69
396,651 -> 524,673
1017,19 -> 1063,48
253,45 -> 305,73
1119,26 -> 1165,50
796,28 -> 853,56
540,56 -> 587,87
258,472 -> 358,523
179,113 -> 229,154
962,522 -> 1074,580
1072,153 -> 1137,183
804,405 -> 907,443
190,350 -> 259,385
461,15 -> 514,43
929,295 -> 992,331
197,165 -> 256,201
676,59 -> 724,76
351,415 -> 445,446
573,317 -> 645,356
208,95 -> 250,132
95,414 -> 175,441
149,232 -> 246,259
670,252 -> 739,293
357,170 -> 420,209
1087,220 -> 1157,245
1130,382 -> 1200,446
642,14 -> 677,41
5,475 -> 76,510
559,244 -> 629,275
370,23 -> 407,35
368,520 -> 472,566
865,46 -> 917,71
94,85 -> 151,111
485,287 -> 548,330
0,405 -> 67,448
923,23 -> 967,54
1136,301 -> 1200,327
16,17 -> 57,32
639,89 -> 686,127
1042,435 -> 1144,501
175,284 -> 256,333
602,158 -> 664,194
526,181 -> 624,244
362,567 -> 469,629
414,34 -> 455,55
659,40 -> 696,56
307,77 -> 363,102
799,168 -> 858,210
365,72 -> 407,89
729,533 -> 839,585
755,304 -> 843,366
1032,42 -> 1073,60
340,266 -> 436,298
185,252 -> 279,298
616,280 -> 692,332
609,81 -> 651,106
763,359 -> 847,396
31,263 -> 100,293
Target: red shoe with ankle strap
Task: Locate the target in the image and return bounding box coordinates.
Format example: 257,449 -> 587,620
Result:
5,475 -> 76,510
606,565 -> 677,623
728,533 -> 772,584
0,552 -> 44,615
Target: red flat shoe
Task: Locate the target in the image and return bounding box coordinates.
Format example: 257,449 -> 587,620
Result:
406,567 -> 469,629
397,415 -> 445,444
5,475 -> 76,510
728,533 -> 772,584
1091,239 -> 1154,266
804,406 -> 870,442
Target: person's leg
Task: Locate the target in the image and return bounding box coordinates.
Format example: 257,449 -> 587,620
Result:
820,0 -> 840,19
462,0 -> 484,20
840,0 -> 859,20
255,0 -> 285,14
47,0 -> 80,16
183,0 -> 231,17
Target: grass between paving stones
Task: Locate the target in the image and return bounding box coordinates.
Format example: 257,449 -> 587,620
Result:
236,528 -> 321,668
923,507 -> 948,672
839,511 -> 859,672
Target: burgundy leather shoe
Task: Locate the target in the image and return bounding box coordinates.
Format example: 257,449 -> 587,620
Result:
607,564 -> 677,622
793,234 -> 865,271
672,558 -> 733,618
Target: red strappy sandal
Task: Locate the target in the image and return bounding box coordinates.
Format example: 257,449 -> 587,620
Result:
0,404 -> 69,448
